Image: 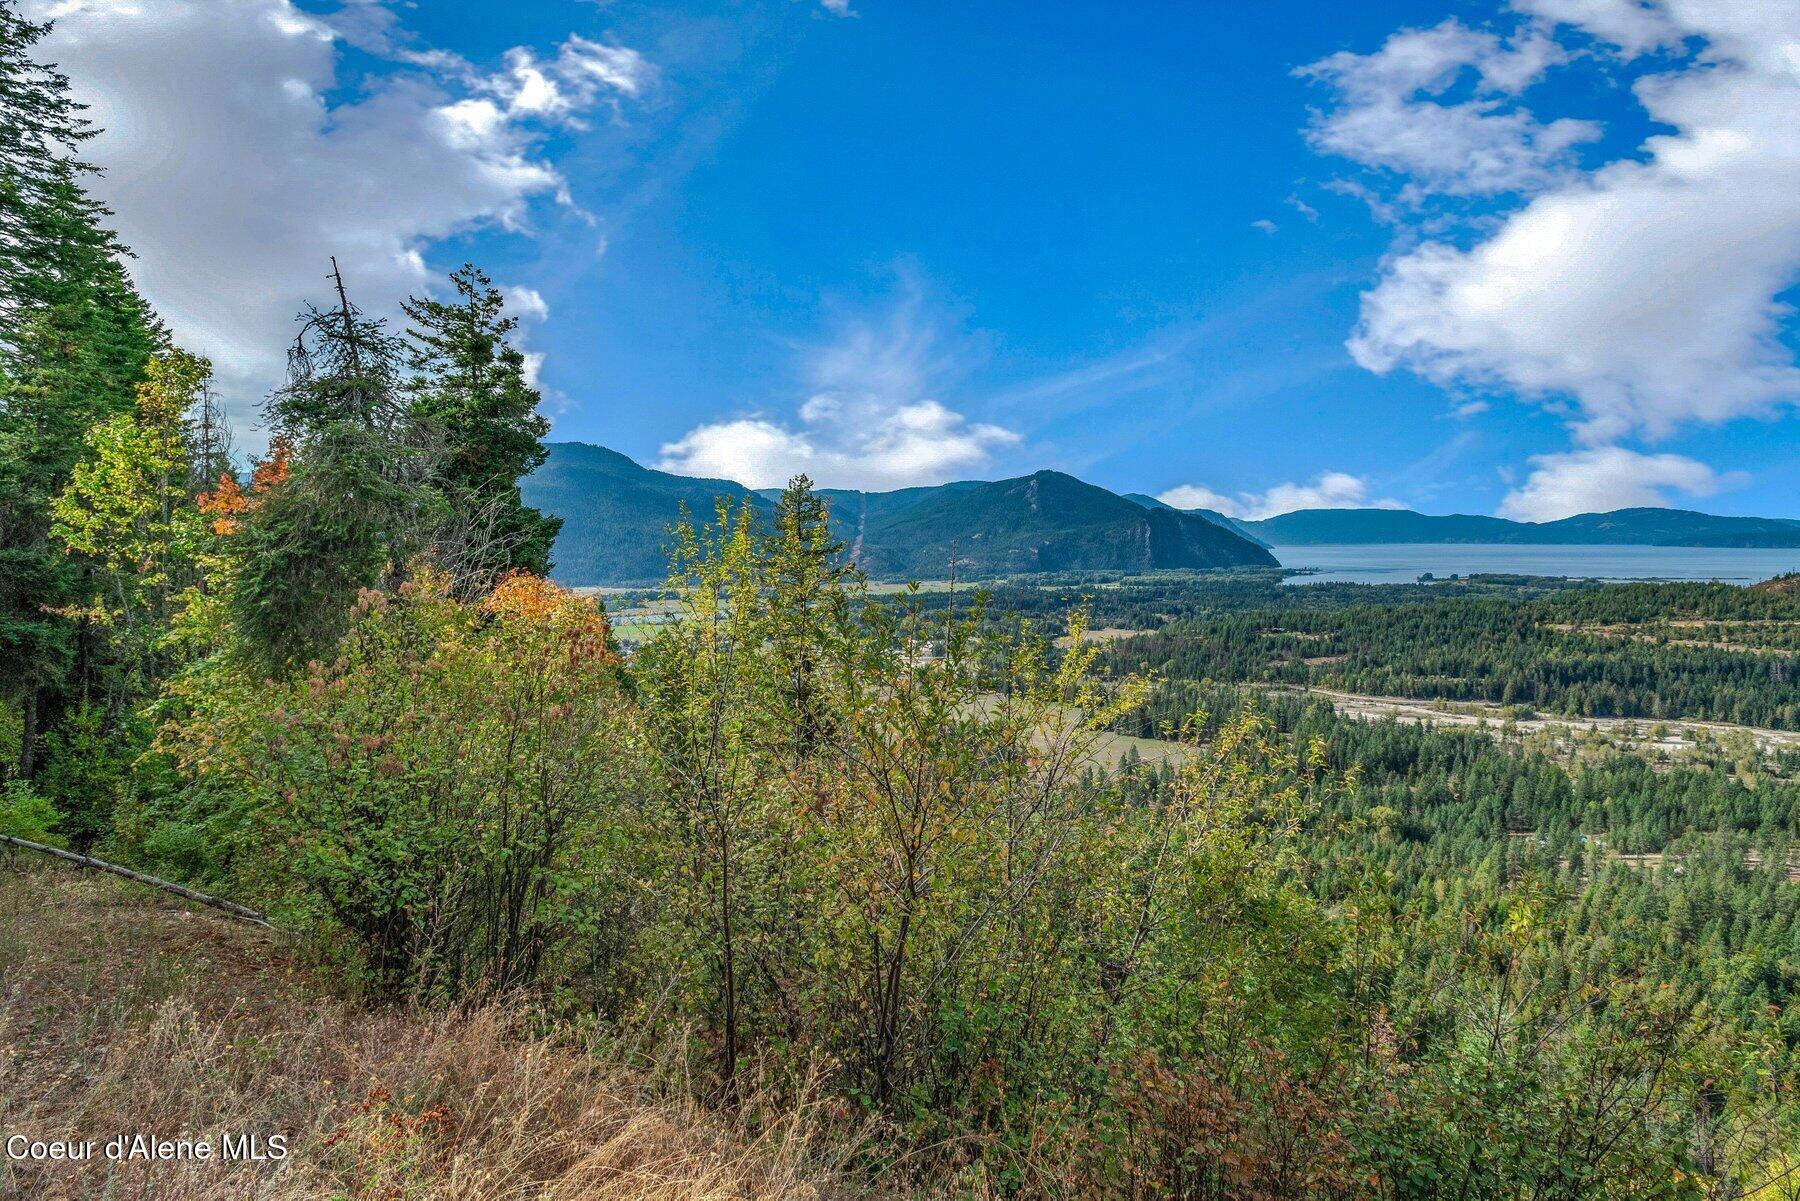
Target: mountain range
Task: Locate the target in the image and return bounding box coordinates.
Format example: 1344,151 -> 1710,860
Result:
522,443 -> 1275,584
1236,507 -> 1800,548
522,443 -> 1800,586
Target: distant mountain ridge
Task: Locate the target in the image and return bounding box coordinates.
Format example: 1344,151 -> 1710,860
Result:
521,442 -> 766,584
521,445 -> 1800,585
1235,507 -> 1800,548
523,443 -> 1276,585
854,470 -> 1277,578
1122,494 -> 1272,548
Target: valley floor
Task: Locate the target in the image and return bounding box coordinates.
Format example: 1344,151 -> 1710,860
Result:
0,864 -> 857,1201
1282,685 -> 1800,759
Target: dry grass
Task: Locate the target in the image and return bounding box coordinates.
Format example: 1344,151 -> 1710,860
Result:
0,861 -> 865,1200
1050,627 -> 1144,649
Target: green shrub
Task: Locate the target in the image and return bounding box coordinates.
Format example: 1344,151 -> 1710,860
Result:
168,572 -> 638,1000
0,781 -> 63,845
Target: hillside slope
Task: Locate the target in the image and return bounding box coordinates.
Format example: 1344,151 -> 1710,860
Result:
856,470 -> 1277,578
0,866 -> 852,1200
1123,493 -> 1272,548
522,443 -> 767,584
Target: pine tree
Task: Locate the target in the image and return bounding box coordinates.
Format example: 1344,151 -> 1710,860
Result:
0,0 -> 96,316
228,261 -> 438,668
403,263 -> 560,590
1,5 -> 159,775
762,475 -> 854,759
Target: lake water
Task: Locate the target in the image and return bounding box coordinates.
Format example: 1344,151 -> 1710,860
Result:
1270,543 -> 1800,586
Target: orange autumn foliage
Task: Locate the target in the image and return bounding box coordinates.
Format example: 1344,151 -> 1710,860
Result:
196,474 -> 249,536
197,437 -> 292,536
482,571 -> 618,667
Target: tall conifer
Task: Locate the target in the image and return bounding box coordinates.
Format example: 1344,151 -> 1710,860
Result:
404,263 -> 560,589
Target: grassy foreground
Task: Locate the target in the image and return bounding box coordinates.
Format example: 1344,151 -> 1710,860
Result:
0,863 -> 860,1201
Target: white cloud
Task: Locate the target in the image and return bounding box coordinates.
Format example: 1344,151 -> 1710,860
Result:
1251,219 -> 1278,234
659,401 -> 1017,491
25,0 -> 647,436
1286,193 -> 1321,222
1512,0 -> 1677,56
1497,446 -> 1733,521
1158,472 -> 1405,520
503,286 -> 551,323
1452,399 -> 1490,418
659,283 -> 1018,490
1321,1 -> 1800,447
1155,484 -> 1240,513
819,0 -> 854,15
486,35 -> 651,120
1301,19 -> 1598,198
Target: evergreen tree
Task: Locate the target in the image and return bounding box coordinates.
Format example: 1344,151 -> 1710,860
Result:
762,475 -> 853,760
0,0 -> 95,315
403,263 -> 560,590
0,6 -> 159,776
229,261 -> 438,668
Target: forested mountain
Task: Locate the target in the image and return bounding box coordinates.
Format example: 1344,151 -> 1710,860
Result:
526,444 -> 1800,587
524,443 -> 1276,583
1122,491 -> 1272,546
520,442 -> 768,583
852,469 -> 1276,577
1239,505 -> 1800,546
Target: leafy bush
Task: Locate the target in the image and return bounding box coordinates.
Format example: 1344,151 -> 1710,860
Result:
169,571 -> 639,999
0,780 -> 62,844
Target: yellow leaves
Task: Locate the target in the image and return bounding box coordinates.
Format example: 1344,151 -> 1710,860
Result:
133,346 -> 212,427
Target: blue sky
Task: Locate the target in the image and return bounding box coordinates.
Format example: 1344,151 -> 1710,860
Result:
32,0 -> 1800,519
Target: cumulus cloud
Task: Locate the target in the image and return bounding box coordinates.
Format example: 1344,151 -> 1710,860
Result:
26,0 -> 647,434
658,401 -> 1017,491
1313,1 -> 1800,449
1158,472 -> 1404,520
658,285 -> 1018,491
1497,447 -> 1734,521
502,286 -> 551,323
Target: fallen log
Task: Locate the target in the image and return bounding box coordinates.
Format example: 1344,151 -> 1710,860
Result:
0,834 -> 274,929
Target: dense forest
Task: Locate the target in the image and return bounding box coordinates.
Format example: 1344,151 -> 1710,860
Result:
909,571 -> 1800,728
10,5 -> 1800,1195
1117,587 -> 1800,729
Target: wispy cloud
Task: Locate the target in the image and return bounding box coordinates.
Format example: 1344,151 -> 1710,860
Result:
658,273 -> 1018,490
1300,19 -> 1595,199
